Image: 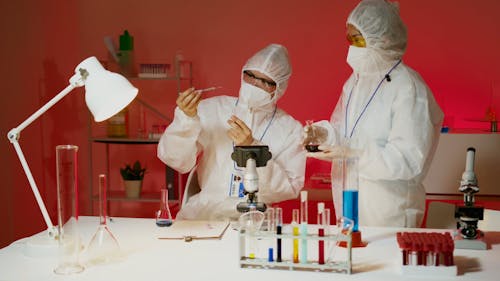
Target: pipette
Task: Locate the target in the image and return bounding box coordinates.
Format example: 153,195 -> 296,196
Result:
195,86 -> 221,94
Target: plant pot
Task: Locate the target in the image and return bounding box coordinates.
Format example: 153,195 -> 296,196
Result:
124,180 -> 143,198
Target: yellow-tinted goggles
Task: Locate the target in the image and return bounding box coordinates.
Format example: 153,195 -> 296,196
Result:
347,33 -> 366,48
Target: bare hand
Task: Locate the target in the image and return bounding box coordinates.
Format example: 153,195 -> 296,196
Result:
177,87 -> 202,117
227,115 -> 254,145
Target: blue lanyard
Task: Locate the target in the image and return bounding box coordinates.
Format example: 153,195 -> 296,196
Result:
234,99 -> 277,142
344,60 -> 401,139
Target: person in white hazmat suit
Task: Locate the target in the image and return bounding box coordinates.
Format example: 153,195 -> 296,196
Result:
158,44 -> 306,220
307,0 -> 443,227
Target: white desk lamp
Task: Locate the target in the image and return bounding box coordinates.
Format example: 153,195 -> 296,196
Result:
7,56 -> 138,256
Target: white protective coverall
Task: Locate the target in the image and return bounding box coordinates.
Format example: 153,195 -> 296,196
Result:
316,0 -> 444,227
158,44 -> 306,220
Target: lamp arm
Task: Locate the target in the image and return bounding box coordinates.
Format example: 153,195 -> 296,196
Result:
7,81 -> 82,238
10,83 -> 77,135
10,141 -> 57,237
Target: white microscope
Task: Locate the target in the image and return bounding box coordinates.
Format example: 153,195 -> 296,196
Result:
231,145 -> 272,213
454,147 -> 486,250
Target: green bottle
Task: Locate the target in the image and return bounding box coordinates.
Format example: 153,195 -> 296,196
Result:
118,30 -> 135,77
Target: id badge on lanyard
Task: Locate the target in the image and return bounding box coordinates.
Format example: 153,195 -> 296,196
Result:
229,165 -> 245,198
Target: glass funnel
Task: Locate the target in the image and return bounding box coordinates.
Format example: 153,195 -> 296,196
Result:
156,188 -> 173,227
239,210 -> 265,259
86,174 -> 121,265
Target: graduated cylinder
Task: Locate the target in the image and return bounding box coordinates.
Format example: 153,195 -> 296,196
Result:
54,145 -> 84,274
331,155 -> 359,232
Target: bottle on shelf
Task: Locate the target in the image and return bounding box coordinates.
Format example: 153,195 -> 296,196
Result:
106,108 -> 129,138
118,30 -> 136,77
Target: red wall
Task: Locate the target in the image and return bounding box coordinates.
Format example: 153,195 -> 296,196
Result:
1,0 -> 499,248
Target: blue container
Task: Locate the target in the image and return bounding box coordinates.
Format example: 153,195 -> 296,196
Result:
343,190 -> 359,232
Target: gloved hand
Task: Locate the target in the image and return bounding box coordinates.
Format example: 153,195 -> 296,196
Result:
302,123 -> 328,151
306,145 -> 360,161
177,87 -> 202,117
227,115 -> 255,146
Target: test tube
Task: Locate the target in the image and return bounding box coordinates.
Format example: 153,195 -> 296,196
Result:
265,208 -> 275,262
300,191 -> 308,264
248,205 -> 257,259
324,208 -> 333,262
276,207 -> 283,262
292,209 -> 299,263
317,203 -> 325,265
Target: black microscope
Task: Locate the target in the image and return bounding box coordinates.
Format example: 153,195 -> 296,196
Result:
231,145 -> 272,213
454,147 -> 486,250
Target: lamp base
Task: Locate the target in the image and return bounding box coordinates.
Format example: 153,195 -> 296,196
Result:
23,230 -> 59,258
338,230 -> 367,248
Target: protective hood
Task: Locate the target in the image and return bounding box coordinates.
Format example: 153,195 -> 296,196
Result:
347,0 -> 407,61
240,44 -> 292,104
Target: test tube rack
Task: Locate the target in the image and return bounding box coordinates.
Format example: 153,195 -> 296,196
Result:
238,226 -> 352,274
397,231 -> 457,277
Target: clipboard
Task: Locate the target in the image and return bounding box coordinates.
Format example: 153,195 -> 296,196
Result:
157,220 -> 230,242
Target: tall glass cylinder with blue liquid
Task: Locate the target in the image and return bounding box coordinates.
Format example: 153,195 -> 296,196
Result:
332,155 -> 359,232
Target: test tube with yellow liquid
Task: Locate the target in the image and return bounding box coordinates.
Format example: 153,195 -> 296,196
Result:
292,209 -> 300,263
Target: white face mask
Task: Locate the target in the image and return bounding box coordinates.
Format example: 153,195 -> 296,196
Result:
239,82 -> 272,108
346,45 -> 369,72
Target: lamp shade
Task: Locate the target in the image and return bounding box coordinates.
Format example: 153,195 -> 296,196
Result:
75,57 -> 138,122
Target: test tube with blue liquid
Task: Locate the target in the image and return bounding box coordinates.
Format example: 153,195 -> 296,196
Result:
265,208 -> 275,262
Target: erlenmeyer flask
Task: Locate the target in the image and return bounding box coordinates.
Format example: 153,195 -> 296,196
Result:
304,120 -> 321,152
156,188 -> 173,227
86,174 -> 121,265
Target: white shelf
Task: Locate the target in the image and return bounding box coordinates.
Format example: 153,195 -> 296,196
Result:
88,62 -> 193,217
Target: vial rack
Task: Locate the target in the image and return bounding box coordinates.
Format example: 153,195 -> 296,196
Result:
238,227 -> 352,274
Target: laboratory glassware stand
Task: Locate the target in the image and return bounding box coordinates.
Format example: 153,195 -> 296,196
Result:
238,227 -> 352,274
88,62 -> 193,217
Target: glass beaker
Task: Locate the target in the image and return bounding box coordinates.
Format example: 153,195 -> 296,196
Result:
326,216 -> 354,263
54,145 -> 84,275
156,188 -> 173,227
87,174 -> 121,265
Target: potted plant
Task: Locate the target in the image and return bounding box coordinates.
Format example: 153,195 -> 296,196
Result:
120,160 -> 146,198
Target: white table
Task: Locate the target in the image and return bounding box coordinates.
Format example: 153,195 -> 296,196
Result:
0,216 -> 499,281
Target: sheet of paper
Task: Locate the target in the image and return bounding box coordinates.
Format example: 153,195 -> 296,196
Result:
156,220 -> 230,240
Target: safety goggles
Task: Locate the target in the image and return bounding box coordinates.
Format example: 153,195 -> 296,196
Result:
243,70 -> 276,91
347,33 -> 366,48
